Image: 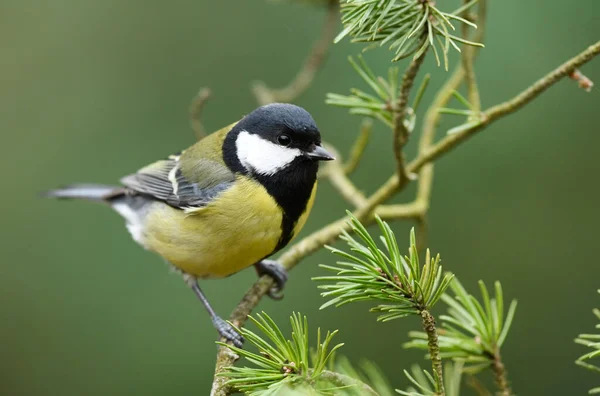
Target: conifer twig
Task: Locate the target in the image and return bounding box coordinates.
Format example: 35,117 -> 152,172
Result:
393,51 -> 427,183
210,39 -> 600,396
420,310 -> 445,395
492,351 -> 511,396
253,0 -> 339,105
410,40 -> 600,173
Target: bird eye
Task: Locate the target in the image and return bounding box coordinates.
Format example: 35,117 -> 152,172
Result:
277,134 -> 291,146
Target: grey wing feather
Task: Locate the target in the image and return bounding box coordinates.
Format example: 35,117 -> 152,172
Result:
120,156 -> 234,210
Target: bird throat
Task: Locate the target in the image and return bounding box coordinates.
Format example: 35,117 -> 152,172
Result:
223,129 -> 319,252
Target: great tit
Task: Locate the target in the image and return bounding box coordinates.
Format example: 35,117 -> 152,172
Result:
46,103 -> 334,347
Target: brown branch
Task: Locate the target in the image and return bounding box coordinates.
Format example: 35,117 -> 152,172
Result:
461,0 -> 486,112
321,144 -> 368,208
375,201 -> 426,220
411,0 -> 487,249
409,40 -> 600,174
189,87 -> 212,140
210,38 -> 600,396
421,310 -> 445,396
393,51 -> 427,183
492,350 -> 512,396
569,68 -> 594,92
253,0 -> 339,105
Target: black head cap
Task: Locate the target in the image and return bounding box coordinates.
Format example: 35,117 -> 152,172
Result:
235,103 -> 322,152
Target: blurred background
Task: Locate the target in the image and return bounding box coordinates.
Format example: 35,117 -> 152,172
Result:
1,0 -> 598,394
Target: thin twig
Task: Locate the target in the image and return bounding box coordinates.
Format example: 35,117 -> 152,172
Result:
253,0 -> 339,105
421,310 -> 445,396
492,351 -> 511,396
321,144 -> 368,208
411,0 -> 487,251
375,201 -> 426,220
393,51 -> 427,183
344,118 -> 373,175
460,0 -> 485,112
410,40 -> 600,173
189,87 -> 212,140
210,40 -> 600,396
569,68 -> 594,92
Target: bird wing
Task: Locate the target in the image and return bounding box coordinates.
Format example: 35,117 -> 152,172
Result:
120,153 -> 235,213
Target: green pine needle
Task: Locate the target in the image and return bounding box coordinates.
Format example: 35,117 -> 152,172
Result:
396,361 -> 464,396
314,212 -> 454,321
575,289 -> 600,393
335,0 -> 483,68
218,312 -> 344,395
404,278 -> 517,373
326,56 -> 398,128
326,56 -> 430,129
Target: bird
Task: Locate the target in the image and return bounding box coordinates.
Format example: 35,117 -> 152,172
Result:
45,103 -> 334,347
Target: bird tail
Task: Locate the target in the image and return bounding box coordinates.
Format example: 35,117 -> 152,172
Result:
44,184 -> 124,202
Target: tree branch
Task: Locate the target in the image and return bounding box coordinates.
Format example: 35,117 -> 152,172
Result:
409,40 -> 600,174
210,38 -> 600,396
393,51 -> 427,183
491,350 -> 511,396
253,0 -> 339,105
189,87 -> 212,140
321,144 -> 368,208
461,0 -> 486,113
421,310 -> 445,396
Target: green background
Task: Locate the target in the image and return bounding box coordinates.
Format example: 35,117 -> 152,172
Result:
1,1 -> 598,394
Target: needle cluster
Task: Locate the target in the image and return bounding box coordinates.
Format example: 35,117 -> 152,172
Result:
314,213 -> 454,320
336,0 -> 483,67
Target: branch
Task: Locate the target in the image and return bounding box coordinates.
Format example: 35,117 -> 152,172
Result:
210,39 -> 600,396
321,144 -> 368,208
569,68 -> 595,92
421,310 -> 445,396
409,40 -> 600,173
189,87 -> 212,140
393,51 -> 427,183
491,351 -> 511,396
410,0 -> 486,247
375,201 -> 426,220
253,0 -> 339,105
460,0 -> 486,113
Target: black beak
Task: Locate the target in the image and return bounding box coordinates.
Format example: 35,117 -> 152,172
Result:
305,144 -> 335,161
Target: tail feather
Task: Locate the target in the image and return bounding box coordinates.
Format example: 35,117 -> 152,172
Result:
44,184 -> 124,201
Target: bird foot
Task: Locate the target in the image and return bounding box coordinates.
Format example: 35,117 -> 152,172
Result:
255,259 -> 288,300
213,316 -> 244,348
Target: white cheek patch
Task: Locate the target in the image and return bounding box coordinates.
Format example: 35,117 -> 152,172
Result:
236,130 -> 302,176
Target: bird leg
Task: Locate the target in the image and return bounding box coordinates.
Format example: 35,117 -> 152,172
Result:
254,259 -> 288,300
182,274 -> 244,348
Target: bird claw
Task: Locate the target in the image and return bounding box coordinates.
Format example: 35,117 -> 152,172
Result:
213,316 -> 244,348
255,260 -> 288,300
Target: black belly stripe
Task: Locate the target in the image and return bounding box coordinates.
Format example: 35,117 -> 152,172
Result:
254,158 -> 318,253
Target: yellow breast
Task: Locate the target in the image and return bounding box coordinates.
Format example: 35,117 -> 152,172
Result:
142,177 -> 286,278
